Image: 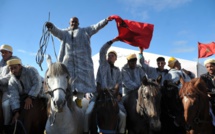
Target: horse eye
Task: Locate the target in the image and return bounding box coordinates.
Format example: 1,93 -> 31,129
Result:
46,76 -> 49,79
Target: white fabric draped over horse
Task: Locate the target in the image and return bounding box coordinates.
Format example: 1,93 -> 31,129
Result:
44,55 -> 84,134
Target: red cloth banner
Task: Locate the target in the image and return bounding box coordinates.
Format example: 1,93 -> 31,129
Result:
198,42 -> 215,58
109,15 -> 154,49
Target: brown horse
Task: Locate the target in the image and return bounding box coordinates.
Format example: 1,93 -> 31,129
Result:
11,95 -> 48,134
90,85 -> 119,134
123,76 -> 162,134
179,77 -> 213,134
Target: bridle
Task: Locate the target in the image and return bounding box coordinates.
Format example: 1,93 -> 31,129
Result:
45,79 -> 69,126
138,85 -> 159,117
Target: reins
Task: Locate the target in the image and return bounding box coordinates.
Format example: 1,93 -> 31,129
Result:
13,120 -> 27,134
45,82 -> 69,126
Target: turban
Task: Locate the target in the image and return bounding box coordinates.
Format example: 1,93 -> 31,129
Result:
0,44 -> 13,52
108,50 -> 117,57
168,57 -> 177,68
127,54 -> 137,60
7,59 -> 21,66
204,59 -> 215,66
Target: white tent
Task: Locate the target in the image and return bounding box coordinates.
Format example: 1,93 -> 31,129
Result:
92,46 -> 207,78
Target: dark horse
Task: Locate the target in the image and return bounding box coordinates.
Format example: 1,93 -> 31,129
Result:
159,80 -> 186,134
179,77 -> 214,134
10,95 -> 48,134
123,76 -> 162,134
90,84 -> 119,134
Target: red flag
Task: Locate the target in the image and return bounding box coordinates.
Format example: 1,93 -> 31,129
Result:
198,42 -> 215,58
109,15 -> 154,49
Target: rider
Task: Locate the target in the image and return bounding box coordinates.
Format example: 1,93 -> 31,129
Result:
138,47 -> 168,85
165,57 -> 195,89
84,39 -> 126,134
121,53 -> 146,96
6,59 -> 44,124
45,16 -> 113,108
200,58 -> 215,125
0,44 -> 19,133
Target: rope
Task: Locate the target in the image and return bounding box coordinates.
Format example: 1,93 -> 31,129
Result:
13,120 -> 27,134
36,12 -> 58,71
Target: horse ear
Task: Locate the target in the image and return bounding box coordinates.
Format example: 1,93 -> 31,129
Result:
156,74 -> 162,84
179,76 -> 184,85
142,75 -> 148,85
195,78 -> 208,93
46,54 -> 52,68
69,77 -> 76,85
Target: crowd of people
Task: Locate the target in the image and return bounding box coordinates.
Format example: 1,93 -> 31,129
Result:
1,16 -> 215,134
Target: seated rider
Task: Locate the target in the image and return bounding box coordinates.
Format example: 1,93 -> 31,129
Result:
0,44 -> 19,133
200,59 -> 215,121
6,59 -> 44,125
84,39 -> 126,134
121,53 -> 146,96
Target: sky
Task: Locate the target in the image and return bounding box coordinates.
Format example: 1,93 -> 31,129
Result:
0,0 -> 214,76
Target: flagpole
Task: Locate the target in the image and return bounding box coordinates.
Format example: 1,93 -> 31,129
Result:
197,42 -> 199,77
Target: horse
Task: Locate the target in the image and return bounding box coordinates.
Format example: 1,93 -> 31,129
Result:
159,80 -> 186,134
123,76 -> 162,134
0,76 -> 47,134
90,84 -> 119,134
10,96 -> 48,134
44,55 -> 84,134
179,77 -> 214,134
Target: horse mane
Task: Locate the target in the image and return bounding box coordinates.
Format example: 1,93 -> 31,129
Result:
179,78 -> 208,98
45,62 -> 70,77
91,85 -> 119,131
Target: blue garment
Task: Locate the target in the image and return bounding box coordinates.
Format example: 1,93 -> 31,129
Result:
165,69 -> 195,89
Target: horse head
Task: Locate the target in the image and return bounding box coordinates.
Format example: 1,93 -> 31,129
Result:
179,77 -> 212,133
94,84 -> 119,133
44,55 -> 72,113
136,75 -> 162,131
161,80 -> 185,127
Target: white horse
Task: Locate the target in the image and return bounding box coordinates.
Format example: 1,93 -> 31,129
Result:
44,55 -> 84,134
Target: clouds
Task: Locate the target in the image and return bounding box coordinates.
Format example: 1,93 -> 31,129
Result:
118,0 -> 192,20
17,49 -> 36,56
119,0 -> 192,11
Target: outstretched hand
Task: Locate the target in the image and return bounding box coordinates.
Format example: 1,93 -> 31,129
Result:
139,47 -> 144,53
107,16 -> 114,21
112,37 -> 119,42
45,22 -> 53,29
